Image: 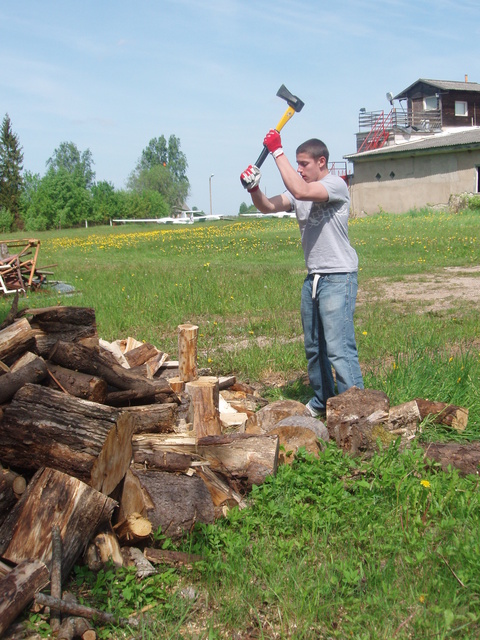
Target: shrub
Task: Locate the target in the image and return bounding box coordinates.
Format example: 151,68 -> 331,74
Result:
0,206 -> 13,232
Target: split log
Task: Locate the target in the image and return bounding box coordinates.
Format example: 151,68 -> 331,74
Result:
194,465 -> 247,511
0,467 -> 117,582
45,362 -> 108,403
84,523 -> 123,570
178,323 -> 198,382
0,318 -> 35,366
118,467 -> 215,540
168,376 -> 185,393
35,593 -> 139,629
416,398 -> 469,431
114,513 -> 152,546
421,441 -> 480,476
132,432 -> 279,489
120,547 -> 156,578
0,384 -> 134,491
186,376 -> 222,439
123,342 -> 159,368
0,353 -> 48,404
49,340 -> 174,398
0,559 -> 50,637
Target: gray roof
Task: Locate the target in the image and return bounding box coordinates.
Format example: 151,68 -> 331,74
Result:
394,78 -> 480,100
345,127 -> 480,161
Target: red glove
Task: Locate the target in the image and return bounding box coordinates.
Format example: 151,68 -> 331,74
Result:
263,129 -> 284,158
240,164 -> 261,192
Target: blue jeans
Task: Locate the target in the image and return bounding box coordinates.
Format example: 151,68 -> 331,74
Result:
301,272 -> 364,412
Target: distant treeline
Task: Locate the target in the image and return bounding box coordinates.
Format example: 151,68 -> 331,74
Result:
0,113 -> 190,232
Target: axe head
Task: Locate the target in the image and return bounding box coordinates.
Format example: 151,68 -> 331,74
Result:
276,84 -> 305,113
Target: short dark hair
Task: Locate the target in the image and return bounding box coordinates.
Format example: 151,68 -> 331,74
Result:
296,138 -> 329,163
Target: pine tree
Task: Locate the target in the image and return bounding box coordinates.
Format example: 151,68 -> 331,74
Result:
0,113 -> 24,230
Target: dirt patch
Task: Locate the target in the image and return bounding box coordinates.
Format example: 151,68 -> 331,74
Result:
359,266 -> 480,312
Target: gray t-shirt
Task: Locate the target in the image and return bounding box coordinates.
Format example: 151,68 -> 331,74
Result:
287,173 -> 358,274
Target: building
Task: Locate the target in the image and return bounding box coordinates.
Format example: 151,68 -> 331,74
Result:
345,77 -> 480,215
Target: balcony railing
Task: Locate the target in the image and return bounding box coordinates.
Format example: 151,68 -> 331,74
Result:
358,108 -> 442,133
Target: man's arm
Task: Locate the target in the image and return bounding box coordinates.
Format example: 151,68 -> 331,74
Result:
240,165 -> 292,214
263,130 -> 329,203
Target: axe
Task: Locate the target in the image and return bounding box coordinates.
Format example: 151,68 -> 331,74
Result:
254,84 -> 305,169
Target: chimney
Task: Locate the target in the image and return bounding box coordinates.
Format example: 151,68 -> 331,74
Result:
465,74 -> 468,83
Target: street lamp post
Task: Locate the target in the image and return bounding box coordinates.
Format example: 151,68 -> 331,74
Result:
209,174 -> 214,217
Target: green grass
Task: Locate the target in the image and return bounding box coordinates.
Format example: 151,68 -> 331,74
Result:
2,209 -> 480,638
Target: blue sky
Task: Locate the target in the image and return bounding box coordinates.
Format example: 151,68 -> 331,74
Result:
1,0 -> 478,216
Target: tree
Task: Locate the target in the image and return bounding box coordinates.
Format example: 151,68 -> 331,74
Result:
47,142 -> 95,189
0,114 -> 24,230
128,135 -> 190,211
91,180 -> 119,223
22,168 -> 92,231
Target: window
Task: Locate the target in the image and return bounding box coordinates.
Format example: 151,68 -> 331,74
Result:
455,101 -> 468,116
424,96 -> 438,111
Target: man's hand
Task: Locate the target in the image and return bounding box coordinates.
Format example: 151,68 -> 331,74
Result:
263,129 -> 284,158
240,164 -> 261,192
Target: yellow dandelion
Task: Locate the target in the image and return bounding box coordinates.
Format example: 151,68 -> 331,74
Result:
420,479 -> 431,489
362,331 -> 368,336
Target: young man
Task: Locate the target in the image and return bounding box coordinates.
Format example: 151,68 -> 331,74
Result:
240,129 -> 364,416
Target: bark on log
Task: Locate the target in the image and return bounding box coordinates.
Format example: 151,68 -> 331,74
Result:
21,306 -> 96,326
45,362 -> 108,403
143,547 -> 202,567
35,593 -> 139,629
118,467 -> 215,540
49,340 -> 174,397
0,318 -> 35,366
0,559 -> 50,637
416,398 -> 469,431
121,403 -> 177,434
186,376 -> 222,439
178,323 -> 198,382
421,441 -> 480,476
0,353 -> 48,404
0,384 -> 134,490
0,467 -> 117,582
326,387 -> 390,455
50,525 -> 62,633
132,432 -> 279,489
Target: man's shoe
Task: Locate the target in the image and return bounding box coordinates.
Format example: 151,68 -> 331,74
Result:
306,399 -> 323,418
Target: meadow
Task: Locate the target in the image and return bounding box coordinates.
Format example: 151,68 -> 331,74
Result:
1,209 -> 480,638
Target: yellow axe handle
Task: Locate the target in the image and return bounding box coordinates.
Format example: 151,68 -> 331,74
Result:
275,105 -> 296,132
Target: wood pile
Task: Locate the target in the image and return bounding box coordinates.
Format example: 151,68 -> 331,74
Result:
0,303 -> 285,636
0,300 -> 475,636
